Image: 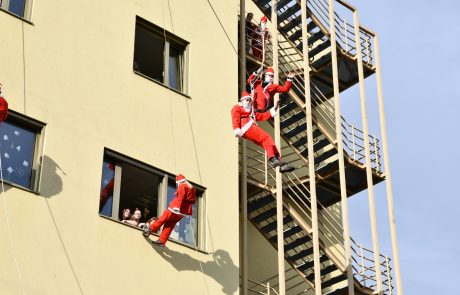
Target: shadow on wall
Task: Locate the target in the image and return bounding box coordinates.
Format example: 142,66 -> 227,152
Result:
39,155 -> 66,198
145,238 -> 239,295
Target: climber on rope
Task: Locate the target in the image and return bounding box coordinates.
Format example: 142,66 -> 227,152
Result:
143,174 -> 196,247
247,67 -> 295,112
252,16 -> 269,60
231,92 -> 294,173
0,83 -> 9,124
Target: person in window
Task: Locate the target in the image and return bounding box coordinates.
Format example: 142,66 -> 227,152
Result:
120,208 -> 131,222
123,208 -> 142,226
245,13 -> 256,54
251,16 -> 270,60
247,67 -> 295,112
231,92 -> 294,173
143,174 -> 196,247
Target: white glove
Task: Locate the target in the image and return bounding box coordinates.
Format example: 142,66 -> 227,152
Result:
233,128 -> 243,137
270,107 -> 277,118
256,66 -> 263,75
172,207 -> 180,214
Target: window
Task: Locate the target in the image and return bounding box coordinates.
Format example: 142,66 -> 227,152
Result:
0,110 -> 45,191
99,149 -> 205,248
133,16 -> 189,94
0,0 -> 32,19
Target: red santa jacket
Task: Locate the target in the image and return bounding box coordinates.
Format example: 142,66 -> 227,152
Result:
231,103 -> 275,136
168,182 -> 196,216
247,73 -> 293,110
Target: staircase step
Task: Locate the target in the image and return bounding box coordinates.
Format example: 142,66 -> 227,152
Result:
254,0 -> 271,7
271,225 -> 303,242
306,264 -> 338,282
324,286 -> 348,295
287,20 -> 317,43
278,5 -> 300,23
276,0 -> 292,9
285,235 -> 311,252
280,112 -> 305,129
294,135 -> 329,152
308,40 -> 331,59
297,255 -> 329,273
252,207 -> 277,224
261,215 -> 293,233
248,194 -> 274,214
284,124 -> 322,140
280,17 -> 302,34
288,248 -> 314,261
321,274 -> 347,289
308,30 -> 325,45
280,101 -> 298,115
312,147 -> 337,165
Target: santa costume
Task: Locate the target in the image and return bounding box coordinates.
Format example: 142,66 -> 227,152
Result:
247,67 -> 293,111
231,92 -> 294,172
144,174 -> 196,246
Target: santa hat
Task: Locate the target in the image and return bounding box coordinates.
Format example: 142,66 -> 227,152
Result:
240,92 -> 252,101
260,16 -> 268,23
176,174 -> 186,183
265,68 -> 274,75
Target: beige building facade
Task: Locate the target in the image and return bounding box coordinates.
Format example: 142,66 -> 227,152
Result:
0,0 -> 241,294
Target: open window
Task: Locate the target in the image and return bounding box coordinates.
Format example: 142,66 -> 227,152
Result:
0,110 -> 45,191
133,16 -> 189,94
99,149 -> 205,248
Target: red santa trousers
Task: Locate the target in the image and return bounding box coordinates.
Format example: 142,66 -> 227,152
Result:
243,125 -> 280,159
150,209 -> 184,244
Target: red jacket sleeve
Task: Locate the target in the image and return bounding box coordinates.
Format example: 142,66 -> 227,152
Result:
255,110 -> 273,122
268,80 -> 292,94
247,73 -> 255,85
231,105 -> 242,130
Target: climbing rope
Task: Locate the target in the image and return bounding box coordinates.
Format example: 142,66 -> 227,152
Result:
0,149 -> 28,295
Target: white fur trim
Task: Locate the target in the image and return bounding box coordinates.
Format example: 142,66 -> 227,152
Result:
287,78 -> 293,82
240,95 -> 252,101
234,128 -> 242,137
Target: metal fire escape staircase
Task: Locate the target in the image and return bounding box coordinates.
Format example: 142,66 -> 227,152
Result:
241,0 -> 394,294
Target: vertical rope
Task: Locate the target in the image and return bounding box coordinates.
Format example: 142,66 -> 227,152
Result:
0,152 -> 27,295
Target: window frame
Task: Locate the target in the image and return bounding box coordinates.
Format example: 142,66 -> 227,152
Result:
133,16 -> 190,95
0,0 -> 33,21
100,148 -> 206,250
0,109 -> 45,193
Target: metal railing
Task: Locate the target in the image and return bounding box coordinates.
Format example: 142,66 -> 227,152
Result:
305,0 -> 374,65
350,238 -> 394,294
245,27 -> 382,172
247,279 -> 280,295
241,141 -> 393,294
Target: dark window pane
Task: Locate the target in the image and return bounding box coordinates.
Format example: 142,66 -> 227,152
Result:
99,160 -> 115,217
0,121 -> 36,188
8,0 -> 26,17
118,162 -> 160,226
166,180 -> 198,246
169,46 -> 183,91
134,24 -> 164,83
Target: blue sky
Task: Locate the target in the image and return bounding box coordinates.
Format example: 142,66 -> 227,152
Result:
341,1 -> 460,294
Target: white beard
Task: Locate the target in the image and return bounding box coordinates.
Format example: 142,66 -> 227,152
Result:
242,101 -> 252,112
265,76 -> 274,84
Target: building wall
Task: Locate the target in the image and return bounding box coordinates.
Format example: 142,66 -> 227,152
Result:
0,0 -> 239,294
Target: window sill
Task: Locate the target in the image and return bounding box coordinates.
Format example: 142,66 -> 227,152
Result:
2,180 -> 39,195
0,8 -> 34,25
98,213 -> 209,254
133,70 -> 191,99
